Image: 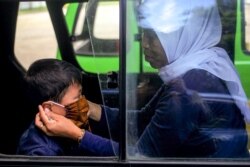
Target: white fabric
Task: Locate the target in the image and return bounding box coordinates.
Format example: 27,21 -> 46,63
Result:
138,0 -> 250,122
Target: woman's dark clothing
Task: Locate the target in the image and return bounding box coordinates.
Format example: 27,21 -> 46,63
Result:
17,69 -> 249,157
87,69 -> 249,157
130,69 -> 249,157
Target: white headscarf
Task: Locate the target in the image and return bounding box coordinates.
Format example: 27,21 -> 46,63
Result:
138,0 -> 250,122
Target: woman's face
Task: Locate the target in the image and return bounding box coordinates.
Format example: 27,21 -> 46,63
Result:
42,83 -> 82,116
141,29 -> 168,69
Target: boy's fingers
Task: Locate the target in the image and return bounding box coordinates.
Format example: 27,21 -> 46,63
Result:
38,105 -> 53,125
39,105 -> 58,124
35,112 -> 44,129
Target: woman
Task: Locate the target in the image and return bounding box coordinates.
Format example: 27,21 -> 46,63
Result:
35,0 -> 250,157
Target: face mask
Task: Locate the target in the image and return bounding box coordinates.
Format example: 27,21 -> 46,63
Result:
65,95 -> 91,131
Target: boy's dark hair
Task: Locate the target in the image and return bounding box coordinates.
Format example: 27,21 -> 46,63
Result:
25,58 -> 82,108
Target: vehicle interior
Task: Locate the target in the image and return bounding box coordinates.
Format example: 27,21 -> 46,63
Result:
0,0 -> 250,166
0,0 -> 103,155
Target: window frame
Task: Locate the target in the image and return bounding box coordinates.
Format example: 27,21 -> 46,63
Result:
1,0 -> 250,166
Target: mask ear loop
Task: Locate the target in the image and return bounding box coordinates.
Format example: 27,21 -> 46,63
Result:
42,102 -> 52,111
42,101 -> 67,114
50,101 -> 65,108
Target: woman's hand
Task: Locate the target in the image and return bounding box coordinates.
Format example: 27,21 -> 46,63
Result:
35,105 -> 83,141
87,100 -> 102,121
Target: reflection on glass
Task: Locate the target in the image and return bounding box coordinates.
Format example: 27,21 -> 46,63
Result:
69,0 -> 119,74
126,0 -> 250,159
245,0 -> 250,51
72,1 -> 119,55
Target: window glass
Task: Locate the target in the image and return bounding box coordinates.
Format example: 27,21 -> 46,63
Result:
68,0 -> 119,74
72,1 -> 119,55
75,0 -> 120,155
245,0 -> 250,51
15,2 -> 57,70
126,0 -> 250,159
94,1 -> 119,39
74,3 -> 87,36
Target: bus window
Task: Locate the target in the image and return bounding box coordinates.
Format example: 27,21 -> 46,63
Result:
63,0 -> 119,74
15,2 -> 57,70
72,3 -> 87,36
126,0 -> 250,159
3,0 -> 250,166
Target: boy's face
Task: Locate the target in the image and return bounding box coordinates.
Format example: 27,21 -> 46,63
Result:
42,83 -> 82,116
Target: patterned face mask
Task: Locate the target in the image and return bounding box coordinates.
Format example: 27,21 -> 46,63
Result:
65,95 -> 91,131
